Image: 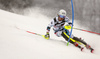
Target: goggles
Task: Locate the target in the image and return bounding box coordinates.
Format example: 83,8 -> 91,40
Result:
59,15 -> 65,18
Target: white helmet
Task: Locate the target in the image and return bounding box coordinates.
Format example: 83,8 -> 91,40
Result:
58,9 -> 67,16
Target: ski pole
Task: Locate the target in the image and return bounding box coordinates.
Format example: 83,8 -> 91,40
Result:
15,26 -> 43,36
26,31 -> 42,36
73,28 -> 100,35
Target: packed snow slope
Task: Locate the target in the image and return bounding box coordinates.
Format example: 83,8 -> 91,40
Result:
0,9 -> 100,59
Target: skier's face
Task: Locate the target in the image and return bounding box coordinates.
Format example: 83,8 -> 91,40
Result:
58,15 -> 65,21
58,17 -> 64,21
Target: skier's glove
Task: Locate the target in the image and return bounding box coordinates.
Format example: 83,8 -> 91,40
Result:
45,32 -> 50,39
68,23 -> 72,25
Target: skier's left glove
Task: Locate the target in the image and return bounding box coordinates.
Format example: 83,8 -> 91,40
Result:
44,32 -> 50,39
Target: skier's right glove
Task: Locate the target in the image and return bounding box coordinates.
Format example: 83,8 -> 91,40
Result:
44,32 -> 50,39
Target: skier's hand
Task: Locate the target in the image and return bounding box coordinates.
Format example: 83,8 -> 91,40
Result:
68,23 -> 72,26
68,22 -> 73,26
45,32 -> 50,39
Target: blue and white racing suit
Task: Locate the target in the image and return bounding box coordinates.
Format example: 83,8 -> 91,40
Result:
46,16 -> 74,38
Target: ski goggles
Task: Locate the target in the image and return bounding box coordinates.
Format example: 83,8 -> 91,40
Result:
59,15 -> 65,18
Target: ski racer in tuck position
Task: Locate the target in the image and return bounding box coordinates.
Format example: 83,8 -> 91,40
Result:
44,9 -> 94,53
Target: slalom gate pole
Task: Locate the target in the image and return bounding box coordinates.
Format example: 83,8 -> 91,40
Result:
73,28 -> 100,35
67,0 -> 74,46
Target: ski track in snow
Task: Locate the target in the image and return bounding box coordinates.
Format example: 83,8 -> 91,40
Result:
0,9 -> 100,59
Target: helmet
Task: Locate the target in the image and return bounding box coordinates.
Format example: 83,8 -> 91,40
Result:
58,9 -> 67,16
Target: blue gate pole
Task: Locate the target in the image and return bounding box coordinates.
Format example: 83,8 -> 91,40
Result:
67,0 -> 74,46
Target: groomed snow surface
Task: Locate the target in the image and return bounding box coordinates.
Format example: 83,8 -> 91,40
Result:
0,9 -> 100,59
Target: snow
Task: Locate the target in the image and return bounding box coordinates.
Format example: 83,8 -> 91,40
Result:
0,9 -> 100,59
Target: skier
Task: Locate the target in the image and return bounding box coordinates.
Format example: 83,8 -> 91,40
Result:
44,9 -> 94,53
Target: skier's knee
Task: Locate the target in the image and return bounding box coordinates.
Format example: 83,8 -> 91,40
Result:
55,31 -> 62,37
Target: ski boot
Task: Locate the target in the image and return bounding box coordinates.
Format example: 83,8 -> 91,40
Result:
74,42 -> 84,51
86,44 -> 94,53
90,48 -> 94,53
